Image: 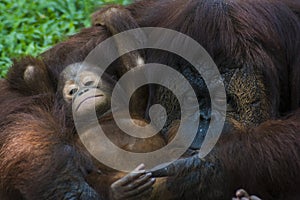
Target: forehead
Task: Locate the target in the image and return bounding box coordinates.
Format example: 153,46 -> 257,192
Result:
61,63 -> 102,80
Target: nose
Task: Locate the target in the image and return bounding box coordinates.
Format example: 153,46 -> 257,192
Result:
78,88 -> 89,96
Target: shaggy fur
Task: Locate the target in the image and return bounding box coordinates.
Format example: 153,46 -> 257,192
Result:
0,0 -> 300,199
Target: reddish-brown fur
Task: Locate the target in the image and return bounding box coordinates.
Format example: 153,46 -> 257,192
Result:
85,113 -> 166,198
0,57 -> 100,199
0,0 -> 300,199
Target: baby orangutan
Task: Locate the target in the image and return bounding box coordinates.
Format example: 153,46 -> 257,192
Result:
58,62 -> 166,199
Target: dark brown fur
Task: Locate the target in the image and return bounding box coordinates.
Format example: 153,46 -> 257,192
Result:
0,78 -> 98,199
0,5 -> 162,199
0,0 -> 300,199
0,55 -> 103,199
95,0 -> 300,199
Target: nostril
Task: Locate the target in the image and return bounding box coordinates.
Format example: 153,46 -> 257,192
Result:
78,88 -> 89,96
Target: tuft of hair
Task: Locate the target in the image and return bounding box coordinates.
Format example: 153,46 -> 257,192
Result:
7,56 -> 54,96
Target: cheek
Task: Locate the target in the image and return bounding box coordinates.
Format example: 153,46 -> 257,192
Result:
95,95 -> 111,115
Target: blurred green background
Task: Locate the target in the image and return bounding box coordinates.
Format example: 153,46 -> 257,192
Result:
0,0 -> 132,77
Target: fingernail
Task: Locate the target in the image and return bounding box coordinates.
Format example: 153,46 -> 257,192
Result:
146,172 -> 152,176
138,170 -> 146,173
139,163 -> 145,168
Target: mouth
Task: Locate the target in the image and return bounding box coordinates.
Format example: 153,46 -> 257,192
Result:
75,94 -> 104,112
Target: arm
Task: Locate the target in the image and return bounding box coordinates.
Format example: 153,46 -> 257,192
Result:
0,101 -> 100,200
150,110 -> 300,199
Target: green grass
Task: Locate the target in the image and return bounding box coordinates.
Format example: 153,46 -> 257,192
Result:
0,0 -> 132,78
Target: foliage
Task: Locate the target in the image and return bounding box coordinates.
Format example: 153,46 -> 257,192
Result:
0,0 -> 131,77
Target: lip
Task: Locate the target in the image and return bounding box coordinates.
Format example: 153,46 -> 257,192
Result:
75,94 -> 104,112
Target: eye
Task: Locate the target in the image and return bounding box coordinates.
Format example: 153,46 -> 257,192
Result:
84,80 -> 95,87
64,84 -> 79,98
82,75 -> 98,87
226,103 -> 235,112
226,96 -> 236,112
69,87 -> 78,96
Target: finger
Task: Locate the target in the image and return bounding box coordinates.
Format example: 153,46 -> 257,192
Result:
112,166 -> 146,187
123,178 -> 155,198
241,198 -> 249,200
250,195 -> 262,200
124,173 -> 152,191
236,189 -> 250,198
133,163 -> 146,172
111,172 -> 145,188
127,187 -> 153,200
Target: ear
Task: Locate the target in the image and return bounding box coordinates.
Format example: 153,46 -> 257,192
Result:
7,56 -> 54,95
